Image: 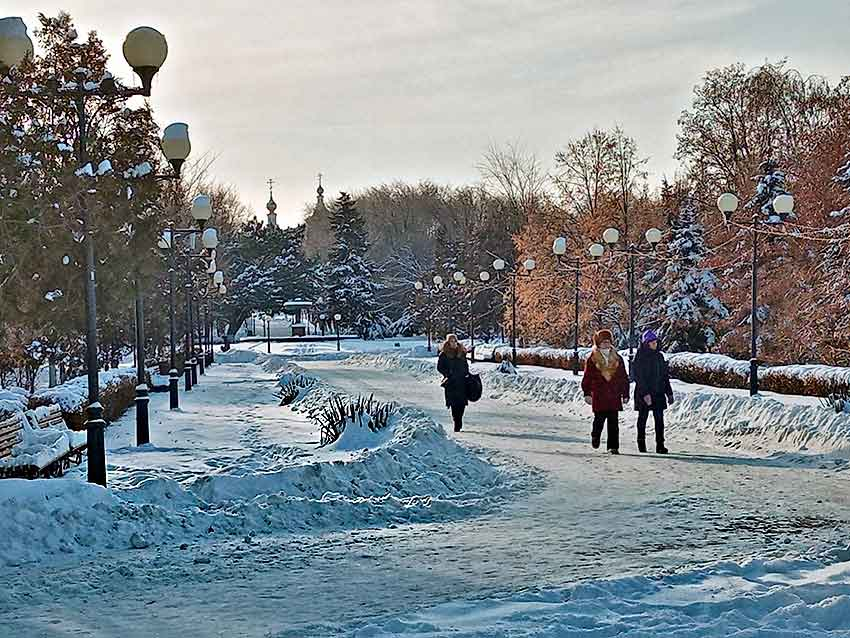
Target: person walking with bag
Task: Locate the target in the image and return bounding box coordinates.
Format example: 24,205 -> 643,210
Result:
582,329 -> 629,454
632,330 -> 673,454
437,333 -> 469,432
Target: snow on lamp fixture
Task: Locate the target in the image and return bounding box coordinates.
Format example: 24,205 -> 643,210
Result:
334,313 -> 342,321
433,275 -> 443,286
552,237 -> 567,256
206,260 -> 216,275
645,228 -> 663,245
717,193 -> 739,214
602,228 -> 620,245
191,195 -> 212,222
479,271 -> 490,282
122,26 -> 168,95
493,258 -> 506,271
523,258 -> 536,271
218,284 -> 227,295
588,243 -> 605,259
213,270 -> 224,285
0,17 -> 34,73
201,227 -> 218,249
453,271 -> 464,282
414,281 -> 423,290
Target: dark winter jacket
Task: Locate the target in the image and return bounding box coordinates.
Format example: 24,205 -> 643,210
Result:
631,345 -> 674,412
581,347 -> 629,413
438,350 -> 469,408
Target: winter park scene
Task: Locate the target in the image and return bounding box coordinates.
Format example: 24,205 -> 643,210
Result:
4,3 -> 850,638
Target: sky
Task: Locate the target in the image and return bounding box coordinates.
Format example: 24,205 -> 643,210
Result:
5,0 -> 850,227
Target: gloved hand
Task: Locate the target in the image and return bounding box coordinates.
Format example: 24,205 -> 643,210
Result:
584,395 -> 593,406
667,393 -> 674,405
643,394 -> 652,406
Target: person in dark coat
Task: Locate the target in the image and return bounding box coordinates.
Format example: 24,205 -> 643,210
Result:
581,329 -> 629,454
631,329 -> 674,454
437,333 -> 469,432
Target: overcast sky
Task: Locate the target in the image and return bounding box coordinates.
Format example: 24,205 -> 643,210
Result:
6,1 -> 850,226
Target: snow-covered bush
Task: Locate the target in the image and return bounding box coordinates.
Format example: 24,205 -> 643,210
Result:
30,369 -> 136,429
315,394 -> 397,447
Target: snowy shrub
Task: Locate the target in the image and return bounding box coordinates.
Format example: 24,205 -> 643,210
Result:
316,394 -> 397,447
278,374 -> 315,406
497,360 -> 518,375
30,370 -> 137,429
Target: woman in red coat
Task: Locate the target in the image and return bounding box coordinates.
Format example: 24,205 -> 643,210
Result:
581,329 -> 630,454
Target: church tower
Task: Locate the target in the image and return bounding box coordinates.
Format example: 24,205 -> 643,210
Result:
304,172 -> 331,258
266,178 -> 278,228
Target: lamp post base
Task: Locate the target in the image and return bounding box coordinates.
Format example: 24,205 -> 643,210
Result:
86,402 -> 107,486
184,364 -> 193,391
190,358 -> 198,385
198,351 -> 205,376
135,384 -> 150,445
749,358 -> 759,396
169,370 -> 179,409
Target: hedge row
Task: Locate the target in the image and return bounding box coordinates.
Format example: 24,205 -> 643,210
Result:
476,345 -> 850,399
29,370 -> 137,430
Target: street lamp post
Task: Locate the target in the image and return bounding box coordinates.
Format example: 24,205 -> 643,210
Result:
601,226 -> 663,368
552,237 -> 605,375
492,257 -> 535,364
155,123 -> 192,409
319,313 -> 327,337
0,18 -> 170,486
159,196 -> 218,393
334,313 -> 342,351
717,191 -> 794,396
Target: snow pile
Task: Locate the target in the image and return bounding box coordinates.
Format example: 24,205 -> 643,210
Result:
0,386 -> 29,418
348,354 -> 850,455
337,551 -> 850,637
31,369 -> 135,413
0,356 -> 535,566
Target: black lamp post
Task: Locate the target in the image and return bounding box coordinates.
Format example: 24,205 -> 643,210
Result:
492,257 -> 536,365
552,237 -> 606,375
155,122 -> 192,410
158,196 -> 219,394
334,313 -> 342,351
0,18 -> 170,486
600,226 -> 663,368
717,191 -> 795,396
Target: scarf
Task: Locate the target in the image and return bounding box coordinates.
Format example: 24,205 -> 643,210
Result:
591,346 -> 621,382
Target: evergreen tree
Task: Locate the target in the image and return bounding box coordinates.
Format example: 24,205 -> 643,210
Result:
323,192 -> 384,338
660,195 -> 729,352
218,220 -> 313,335
746,159 -> 793,224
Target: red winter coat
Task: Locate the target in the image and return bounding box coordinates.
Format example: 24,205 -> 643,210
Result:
581,348 -> 629,413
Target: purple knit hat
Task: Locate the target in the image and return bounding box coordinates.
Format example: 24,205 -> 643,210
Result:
642,330 -> 659,344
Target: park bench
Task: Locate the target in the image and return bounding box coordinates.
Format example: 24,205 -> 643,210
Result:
0,405 -> 86,479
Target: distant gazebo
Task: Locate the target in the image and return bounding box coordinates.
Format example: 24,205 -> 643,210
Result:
283,299 -> 313,336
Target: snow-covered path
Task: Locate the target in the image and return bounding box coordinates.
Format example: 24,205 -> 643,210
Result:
298,359 -> 850,582
1,352 -> 849,637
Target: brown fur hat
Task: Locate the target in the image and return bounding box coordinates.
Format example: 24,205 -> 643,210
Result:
593,329 -> 614,346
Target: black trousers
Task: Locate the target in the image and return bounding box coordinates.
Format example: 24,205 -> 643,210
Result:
637,408 -> 665,448
592,411 -> 619,450
450,404 -> 466,431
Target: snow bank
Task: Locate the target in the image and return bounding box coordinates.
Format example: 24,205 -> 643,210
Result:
0,354 -> 536,566
0,386 -> 29,418
476,343 -> 850,398
339,550 -> 850,637
349,354 -> 850,456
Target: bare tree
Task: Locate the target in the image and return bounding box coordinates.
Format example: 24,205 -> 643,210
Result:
477,141 -> 548,218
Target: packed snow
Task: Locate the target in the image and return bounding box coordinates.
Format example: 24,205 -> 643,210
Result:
1,339 -> 848,637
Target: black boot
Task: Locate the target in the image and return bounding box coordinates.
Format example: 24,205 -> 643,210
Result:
656,446 -> 668,454
637,439 -> 647,453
